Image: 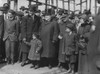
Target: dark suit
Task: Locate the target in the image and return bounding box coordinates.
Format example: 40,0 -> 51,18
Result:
3,18 -> 19,62
20,15 -> 41,63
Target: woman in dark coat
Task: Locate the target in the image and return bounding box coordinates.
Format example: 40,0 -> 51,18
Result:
86,8 -> 100,74
78,20 -> 92,74
40,14 -> 58,69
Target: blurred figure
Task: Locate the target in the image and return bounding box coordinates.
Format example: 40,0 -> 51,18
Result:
3,10 -> 19,65
0,7 -> 5,61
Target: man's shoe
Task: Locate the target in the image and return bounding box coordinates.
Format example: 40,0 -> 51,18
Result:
34,65 -> 39,69
21,62 -> 26,67
48,65 -> 52,69
30,65 -> 35,68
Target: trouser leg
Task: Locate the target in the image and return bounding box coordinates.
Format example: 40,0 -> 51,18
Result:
22,52 -> 28,63
10,41 -> 15,63
5,39 -> 11,63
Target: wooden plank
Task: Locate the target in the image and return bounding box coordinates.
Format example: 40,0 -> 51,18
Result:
76,0 -> 86,6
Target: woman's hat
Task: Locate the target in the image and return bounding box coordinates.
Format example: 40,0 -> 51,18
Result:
66,21 -> 74,30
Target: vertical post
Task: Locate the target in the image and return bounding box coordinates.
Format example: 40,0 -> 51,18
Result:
56,0 -> 58,12
95,0 -> 97,14
86,0 -> 88,10
29,0 -> 32,6
62,0 -> 64,9
89,0 -> 91,10
36,0 -> 38,8
51,0 -> 54,5
68,0 -> 70,13
74,0 -> 75,12
7,0 -> 10,9
36,0 -> 38,4
14,0 -> 18,11
80,0 -> 82,13
45,0 -> 48,13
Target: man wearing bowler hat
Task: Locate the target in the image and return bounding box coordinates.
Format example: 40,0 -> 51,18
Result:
20,4 -> 41,66
40,9 -> 59,69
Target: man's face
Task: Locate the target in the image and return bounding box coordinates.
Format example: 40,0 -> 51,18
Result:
35,12 -> 40,16
65,27 -> 71,32
8,12 -> 14,20
71,19 -> 75,23
45,15 -> 51,21
29,11 -> 34,16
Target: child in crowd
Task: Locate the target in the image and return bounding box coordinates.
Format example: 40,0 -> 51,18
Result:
24,33 -> 42,69
63,23 -> 76,74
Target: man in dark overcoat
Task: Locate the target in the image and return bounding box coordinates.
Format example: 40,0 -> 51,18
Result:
40,11 -> 59,69
0,7 -> 5,61
20,5 -> 41,66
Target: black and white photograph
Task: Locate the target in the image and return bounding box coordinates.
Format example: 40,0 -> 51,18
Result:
0,0 -> 99,74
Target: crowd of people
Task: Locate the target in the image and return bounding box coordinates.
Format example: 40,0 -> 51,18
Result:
0,2 -> 99,74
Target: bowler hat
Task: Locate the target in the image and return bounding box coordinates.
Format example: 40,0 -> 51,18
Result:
3,3 -> 9,9
45,9 -> 52,16
20,6 -> 26,11
16,11 -> 24,16
58,9 -> 64,15
29,4 -> 37,12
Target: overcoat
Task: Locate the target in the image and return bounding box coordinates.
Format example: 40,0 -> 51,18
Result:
78,24 -> 91,74
40,20 -> 59,58
20,15 -> 41,53
3,18 -> 19,41
27,39 -> 42,61
58,21 -> 67,63
0,15 -> 4,58
86,15 -> 100,74
0,15 -> 4,38
58,21 -> 76,63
